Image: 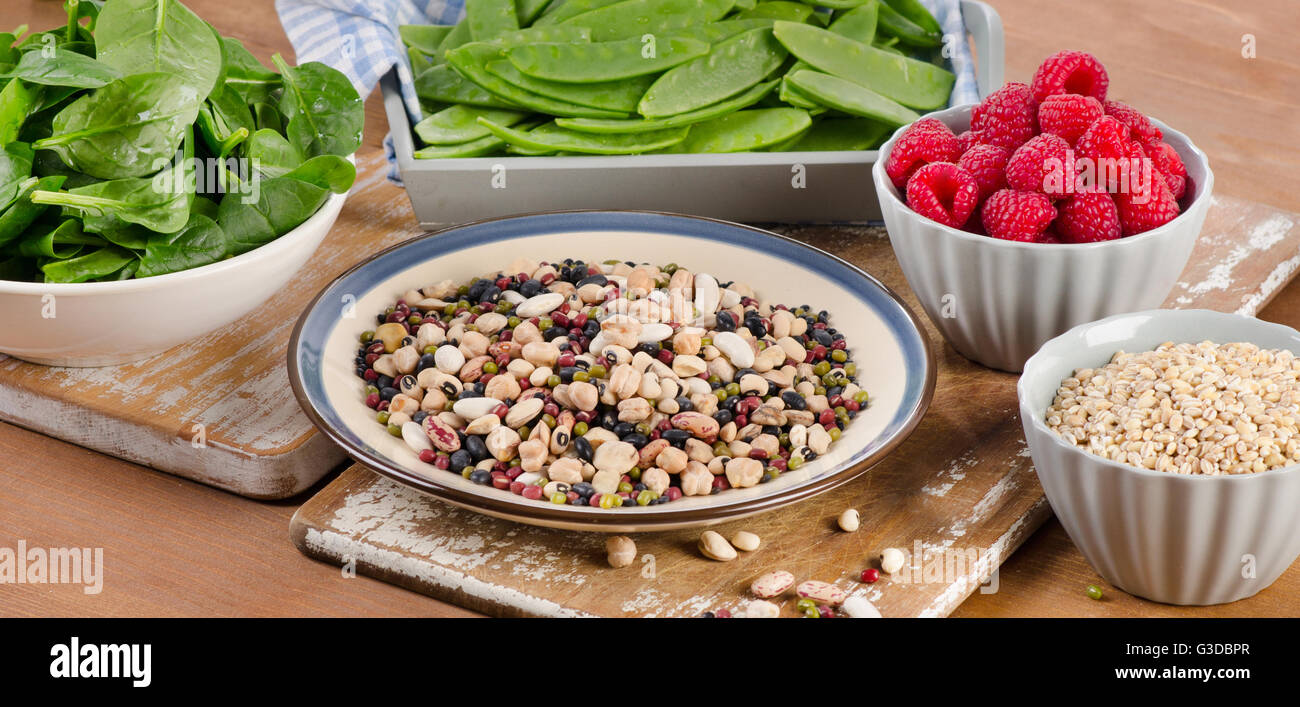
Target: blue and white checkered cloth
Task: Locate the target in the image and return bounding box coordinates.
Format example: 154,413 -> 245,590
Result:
274,0 -> 981,179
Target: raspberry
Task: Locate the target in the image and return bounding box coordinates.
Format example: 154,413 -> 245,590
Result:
1116,179 -> 1180,235
956,143 -> 1010,200
970,82 -> 1037,150
980,189 -> 1057,242
1036,230 -> 1063,244
1037,94 -> 1103,146
885,118 -> 961,189
1029,50 -> 1109,105
905,162 -> 981,228
1055,192 -> 1122,243
1103,100 -> 1162,144
955,129 -> 982,154
1075,115 -> 1135,191
1006,134 -> 1074,198
1142,140 -> 1187,200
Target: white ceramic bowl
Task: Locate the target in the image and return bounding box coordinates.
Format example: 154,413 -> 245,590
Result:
874,105 -> 1214,373
0,177 -> 350,367
1019,309 -> 1300,605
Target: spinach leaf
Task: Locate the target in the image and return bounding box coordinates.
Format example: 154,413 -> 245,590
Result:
196,84 -> 254,158
0,142 -> 35,205
281,155 -> 355,194
33,72 -> 202,179
220,37 -> 280,104
137,213 -> 228,277
0,46 -> 121,88
0,78 -> 41,144
246,127 -> 303,177
41,244 -> 134,283
31,148 -> 100,190
10,216 -> 102,259
93,0 -> 223,99
190,194 -> 218,220
251,101 -> 282,133
271,54 -> 364,158
217,176 -> 327,255
0,175 -> 65,247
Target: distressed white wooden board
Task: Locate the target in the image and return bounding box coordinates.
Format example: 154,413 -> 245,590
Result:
289,196 -> 1300,618
0,152 -> 421,499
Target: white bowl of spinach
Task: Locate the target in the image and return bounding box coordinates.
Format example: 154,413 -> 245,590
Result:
0,0 -> 363,366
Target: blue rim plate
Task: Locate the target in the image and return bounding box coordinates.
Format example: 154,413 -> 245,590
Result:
289,211 -> 936,531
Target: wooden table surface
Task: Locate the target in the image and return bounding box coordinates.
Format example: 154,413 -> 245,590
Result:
1,0 -> 1297,617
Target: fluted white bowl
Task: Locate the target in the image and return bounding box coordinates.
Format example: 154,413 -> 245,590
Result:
874,105 -> 1213,373
1019,309 -> 1300,605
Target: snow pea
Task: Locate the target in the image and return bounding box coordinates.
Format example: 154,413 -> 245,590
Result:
534,0 -> 624,25
778,72 -> 820,109
665,19 -> 774,44
415,105 -> 532,145
737,2 -> 824,25
560,0 -> 734,42
517,0 -> 556,25
414,133 -> 510,159
772,21 -> 952,109
490,24 -> 592,47
782,117 -> 889,150
436,20 -> 474,59
876,0 -> 941,48
400,25 -> 455,56
667,107 -> 810,153
786,69 -> 919,126
467,0 -> 520,41
415,63 -> 523,109
734,0 -> 757,8
504,37 -> 708,82
827,1 -> 878,42
883,0 -> 941,33
448,43 -> 630,118
639,27 -> 787,118
798,0 -> 868,7
486,60 -> 652,112
476,117 -> 688,154
555,78 -> 776,133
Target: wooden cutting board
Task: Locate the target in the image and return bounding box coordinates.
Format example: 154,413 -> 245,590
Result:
289,196 -> 1300,617
0,152 -> 414,499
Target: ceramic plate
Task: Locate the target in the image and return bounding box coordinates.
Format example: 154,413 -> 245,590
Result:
289,211 -> 935,531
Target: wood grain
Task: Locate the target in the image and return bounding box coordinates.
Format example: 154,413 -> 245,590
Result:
0,0 -> 1297,618
290,196 -> 1300,617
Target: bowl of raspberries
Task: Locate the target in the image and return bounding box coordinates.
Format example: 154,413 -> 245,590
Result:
872,50 -> 1213,373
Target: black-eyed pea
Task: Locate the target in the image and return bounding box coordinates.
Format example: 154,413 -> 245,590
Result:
838,509 -> 861,532
808,425 -> 832,455
606,536 -> 636,568
638,373 -> 662,399
601,344 -> 633,368
398,374 -> 423,400
630,351 -> 655,374
796,362 -> 816,381
680,462 -> 712,495
550,417 -> 574,455
700,344 -> 720,362
771,310 -> 795,339
725,457 -> 764,488
685,438 -> 713,464
655,446 -> 689,474
789,315 -> 808,337
718,421 -> 737,443
393,345 -> 420,375
707,456 -> 728,475
763,366 -> 796,389
881,548 -> 906,575
789,424 -> 809,449
617,397 -> 652,422
657,398 -> 680,414
416,322 -> 446,350
518,439 -> 548,472
642,467 -> 670,495
548,457 -> 584,485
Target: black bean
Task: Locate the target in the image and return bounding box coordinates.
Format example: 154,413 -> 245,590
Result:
714,311 -> 735,332
577,274 -> 608,288
633,483 -> 647,493
584,321 -> 601,338
379,387 -> 399,402
450,450 -> 473,470
572,482 -> 595,497
571,496 -> 587,506
416,353 -> 437,372
621,433 -> 649,448
543,327 -> 568,342
466,435 -> 489,462
781,390 -> 807,410
722,395 -> 741,411
612,422 -> 635,438
675,396 -> 693,412
599,410 -> 619,430
467,279 -> 489,301
574,437 -> 594,462
519,279 -> 542,297
812,329 -> 833,346
469,469 -> 492,485
713,410 -> 733,426
559,366 -> 579,382
375,375 -> 394,391
746,320 -> 766,338
661,429 -> 690,447
638,342 -> 660,355
412,411 -> 428,424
